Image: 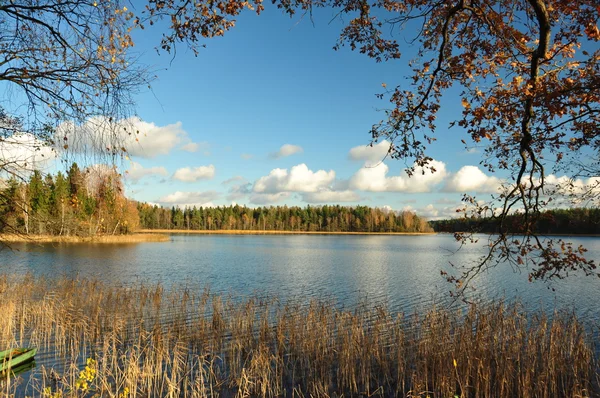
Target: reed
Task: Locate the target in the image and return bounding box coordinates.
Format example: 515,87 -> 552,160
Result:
0,233 -> 170,244
0,274 -> 597,397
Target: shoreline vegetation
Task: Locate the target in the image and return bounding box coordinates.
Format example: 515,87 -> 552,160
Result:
138,203 -> 434,233
139,228 -> 435,236
1,275 -> 598,397
431,208 -> 600,235
0,233 -> 170,243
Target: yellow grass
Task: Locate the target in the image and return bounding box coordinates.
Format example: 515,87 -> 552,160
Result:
0,233 -> 170,243
139,229 -> 435,236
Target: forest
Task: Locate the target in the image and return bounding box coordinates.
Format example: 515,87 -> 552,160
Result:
0,164 -> 139,236
0,166 -> 432,235
431,208 -> 600,235
138,202 -> 432,233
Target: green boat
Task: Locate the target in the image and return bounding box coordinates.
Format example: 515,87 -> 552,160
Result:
0,348 -> 37,373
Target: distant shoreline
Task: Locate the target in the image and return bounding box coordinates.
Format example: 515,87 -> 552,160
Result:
0,233 -> 171,243
138,229 -> 435,236
434,231 -> 600,237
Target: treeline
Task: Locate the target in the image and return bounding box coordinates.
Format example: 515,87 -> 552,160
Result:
0,164 -> 139,236
138,203 -> 433,233
431,208 -> 600,235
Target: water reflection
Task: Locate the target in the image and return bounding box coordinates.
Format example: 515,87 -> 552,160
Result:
0,234 -> 599,320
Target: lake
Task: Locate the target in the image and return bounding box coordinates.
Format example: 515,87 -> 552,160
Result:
1,233 -> 599,321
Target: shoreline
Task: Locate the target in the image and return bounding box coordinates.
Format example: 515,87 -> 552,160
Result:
138,229 -> 435,236
435,231 -> 600,237
0,233 -> 171,243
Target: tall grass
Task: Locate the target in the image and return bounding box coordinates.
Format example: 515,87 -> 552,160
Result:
0,233 -> 170,244
0,274 -> 597,397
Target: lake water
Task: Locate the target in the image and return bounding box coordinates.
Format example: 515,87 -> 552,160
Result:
1,233 -> 599,320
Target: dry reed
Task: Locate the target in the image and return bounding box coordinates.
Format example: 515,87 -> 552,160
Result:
0,274 -> 597,397
0,233 -> 170,244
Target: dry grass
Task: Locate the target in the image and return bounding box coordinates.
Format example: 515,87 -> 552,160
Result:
0,233 -> 170,244
139,229 -> 435,236
0,274 -> 597,397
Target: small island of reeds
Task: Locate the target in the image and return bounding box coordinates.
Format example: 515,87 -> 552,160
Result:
1,275 -> 597,397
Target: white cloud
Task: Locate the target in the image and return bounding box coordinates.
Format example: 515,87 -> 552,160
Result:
379,205 -> 394,214
349,160 -> 447,193
404,203 -> 462,221
270,144 -> 303,159
302,190 -> 360,203
172,165 -> 216,182
241,153 -> 254,160
539,175 -> 600,206
180,141 -> 210,155
253,164 -> 335,193
250,192 -> 291,205
57,116 -> 190,159
348,140 -> 392,166
0,133 -> 57,173
545,174 -> 600,194
443,165 -> 502,193
125,161 -> 168,183
158,190 -> 220,207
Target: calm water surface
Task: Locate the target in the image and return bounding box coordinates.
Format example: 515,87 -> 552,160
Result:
1,233 -> 599,319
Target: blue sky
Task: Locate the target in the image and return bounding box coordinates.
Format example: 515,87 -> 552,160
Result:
102,6 -> 502,219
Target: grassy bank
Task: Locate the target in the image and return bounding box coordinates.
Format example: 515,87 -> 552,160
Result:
139,229 -> 435,236
0,233 -> 170,243
0,275 -> 597,397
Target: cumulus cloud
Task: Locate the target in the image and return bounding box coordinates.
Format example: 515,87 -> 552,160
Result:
538,175 -> 600,206
403,203 -> 462,221
158,190 -> 220,208
253,164 -> 335,193
270,144 -> 303,159
545,175 -> 600,194
125,161 -> 168,183
57,116 -> 190,159
443,165 -> 502,193
302,190 -> 360,203
348,140 -> 392,166
0,133 -> 57,173
250,192 -> 291,205
349,160 -> 447,193
172,165 -> 216,182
